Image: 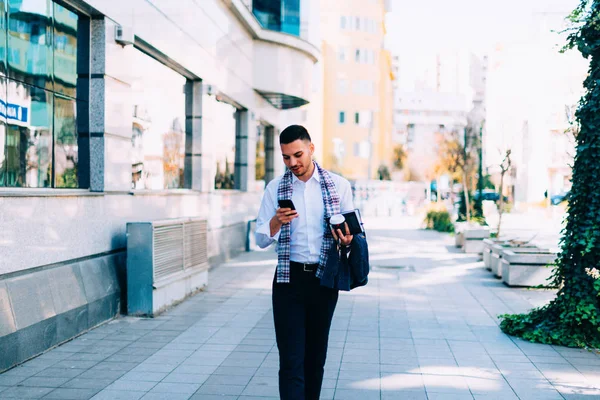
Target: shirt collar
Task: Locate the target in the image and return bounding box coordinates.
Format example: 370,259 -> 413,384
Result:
291,163 -> 320,184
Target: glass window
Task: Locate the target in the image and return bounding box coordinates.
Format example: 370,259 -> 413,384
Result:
4,80 -> 52,187
255,124 -> 265,181
354,112 -> 360,125
53,3 -> 77,98
340,16 -> 346,30
131,48 -> 186,190
337,79 -> 348,94
0,0 -> 7,77
8,0 -> 53,91
203,95 -> 237,190
253,0 -> 300,37
339,111 -> 345,124
355,49 -> 360,63
0,77 -> 8,185
338,46 -> 345,62
1,1 -> 88,188
355,17 -> 360,30
53,95 -> 77,188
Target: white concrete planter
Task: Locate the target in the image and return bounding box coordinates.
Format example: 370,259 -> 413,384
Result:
501,250 -> 557,287
454,222 -> 469,248
490,245 -> 545,278
455,231 -> 465,248
483,238 -> 513,270
462,227 -> 490,254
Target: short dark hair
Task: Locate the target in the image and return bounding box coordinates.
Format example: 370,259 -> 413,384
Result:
279,125 -> 311,144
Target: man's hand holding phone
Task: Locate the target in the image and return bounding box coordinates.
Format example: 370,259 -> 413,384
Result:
270,199 -> 298,237
276,207 -> 298,224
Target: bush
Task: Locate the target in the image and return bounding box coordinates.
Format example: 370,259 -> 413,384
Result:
425,210 -> 454,233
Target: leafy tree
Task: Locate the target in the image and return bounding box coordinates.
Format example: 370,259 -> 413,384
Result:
434,128 -> 480,222
496,149 -> 512,238
378,165 -> 391,180
392,145 -> 407,170
499,1 -> 600,348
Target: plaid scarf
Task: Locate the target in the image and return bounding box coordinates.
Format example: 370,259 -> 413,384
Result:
276,161 -> 340,283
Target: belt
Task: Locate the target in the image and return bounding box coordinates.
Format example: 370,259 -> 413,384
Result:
290,261 -> 319,272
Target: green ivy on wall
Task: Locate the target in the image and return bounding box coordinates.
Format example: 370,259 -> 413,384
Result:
499,0 -> 600,349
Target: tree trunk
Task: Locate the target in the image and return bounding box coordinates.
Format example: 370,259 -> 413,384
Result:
463,171 -> 470,222
497,172 -> 506,237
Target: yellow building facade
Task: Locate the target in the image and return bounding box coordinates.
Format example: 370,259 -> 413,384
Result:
320,0 -> 393,180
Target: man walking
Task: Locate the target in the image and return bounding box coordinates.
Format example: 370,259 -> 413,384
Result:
255,125 -> 354,400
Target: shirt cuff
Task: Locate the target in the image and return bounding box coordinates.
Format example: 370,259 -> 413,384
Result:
256,220 -> 281,242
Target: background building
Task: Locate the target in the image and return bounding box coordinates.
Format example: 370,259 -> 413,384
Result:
392,50 -> 486,182
0,0 -> 321,371
319,0 -> 393,180
485,10 -> 587,205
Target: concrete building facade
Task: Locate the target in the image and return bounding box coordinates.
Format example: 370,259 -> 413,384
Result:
0,0 -> 320,371
319,0 -> 393,180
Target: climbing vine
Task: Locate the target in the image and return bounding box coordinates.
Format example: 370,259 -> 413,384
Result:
499,0 -> 600,348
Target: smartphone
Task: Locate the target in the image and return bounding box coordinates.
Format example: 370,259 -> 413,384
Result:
278,199 -> 296,210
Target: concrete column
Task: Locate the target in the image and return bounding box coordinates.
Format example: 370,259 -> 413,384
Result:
234,110 -> 256,191
76,16 -> 91,189
184,81 -> 203,191
264,125 -> 275,184
89,18 -> 106,192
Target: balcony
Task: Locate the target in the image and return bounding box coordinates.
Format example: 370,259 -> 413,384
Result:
225,0 -> 319,109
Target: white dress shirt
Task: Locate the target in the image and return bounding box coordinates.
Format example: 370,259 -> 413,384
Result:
255,169 -> 355,263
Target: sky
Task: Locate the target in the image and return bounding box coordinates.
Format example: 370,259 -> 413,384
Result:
385,0 -> 582,55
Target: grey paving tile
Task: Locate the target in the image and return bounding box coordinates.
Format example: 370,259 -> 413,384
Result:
240,384 -> 280,397
65,353 -> 109,362
0,375 -> 28,386
105,380 -> 157,392
195,384 -> 246,396
148,383 -> 200,394
1,366 -> 45,378
104,355 -> 150,364
473,393 -> 520,400
203,374 -> 252,386
60,379 -> 114,390
77,369 -> 126,381
34,368 -> 86,379
381,391 -> 428,400
119,371 -> 169,382
19,376 -> 72,387
140,393 -> 191,400
254,367 -> 279,377
171,365 -> 218,375
89,390 -> 145,400
90,362 -> 138,372
52,360 -> 99,370
0,386 -> 54,399
333,388 -> 381,400
19,359 -> 59,369
161,373 -> 208,385
189,393 -> 237,400
427,393 -> 474,400
42,388 -> 100,400
238,397 -> 279,400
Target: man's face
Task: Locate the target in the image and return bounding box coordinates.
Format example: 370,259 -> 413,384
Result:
281,139 -> 314,178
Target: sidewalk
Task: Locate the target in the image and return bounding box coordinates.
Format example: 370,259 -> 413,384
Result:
1,218 -> 599,400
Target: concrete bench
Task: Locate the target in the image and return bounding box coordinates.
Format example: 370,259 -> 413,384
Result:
490,245 -> 546,278
462,227 -> 490,254
501,250 -> 557,287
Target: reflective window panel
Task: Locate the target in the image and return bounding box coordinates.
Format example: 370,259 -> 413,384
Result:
8,0 -> 54,91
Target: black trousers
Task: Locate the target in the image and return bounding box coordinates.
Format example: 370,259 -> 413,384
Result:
272,262 -> 339,400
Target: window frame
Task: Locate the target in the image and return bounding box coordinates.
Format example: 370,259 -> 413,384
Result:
0,0 -> 91,191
